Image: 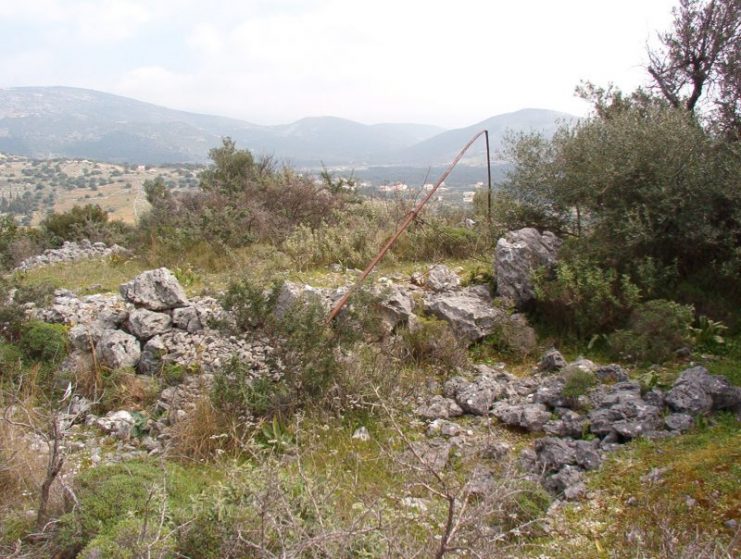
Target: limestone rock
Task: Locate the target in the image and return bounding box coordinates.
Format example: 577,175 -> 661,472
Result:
426,264 -> 460,292
120,268 -> 189,311
126,308 -> 172,340
96,330 -> 141,369
492,402 -> 551,432
494,227 -> 561,307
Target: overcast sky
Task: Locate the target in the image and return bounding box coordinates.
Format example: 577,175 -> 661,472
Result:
0,0 -> 678,128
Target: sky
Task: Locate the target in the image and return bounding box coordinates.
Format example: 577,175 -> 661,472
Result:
0,0 -> 679,128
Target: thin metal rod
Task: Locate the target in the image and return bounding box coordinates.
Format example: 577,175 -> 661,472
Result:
326,129 -> 489,323
485,130 -> 492,223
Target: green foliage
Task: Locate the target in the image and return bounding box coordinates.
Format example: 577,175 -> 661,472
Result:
79,517 -> 176,559
40,204 -> 108,244
562,370 -> 598,398
220,278 -> 281,331
54,461 -> 209,557
608,299 -> 695,364
692,315 -> 728,352
18,320 -> 68,363
501,92 -> 741,292
533,256 -> 642,339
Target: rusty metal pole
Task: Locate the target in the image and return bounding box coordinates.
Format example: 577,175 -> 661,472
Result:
485,130 -> 492,223
326,129 -> 489,323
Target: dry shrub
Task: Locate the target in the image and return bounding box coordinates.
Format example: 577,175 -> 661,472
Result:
167,397 -> 232,462
97,369 -> 160,414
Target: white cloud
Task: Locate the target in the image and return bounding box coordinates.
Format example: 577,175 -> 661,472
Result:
4,0 -> 679,126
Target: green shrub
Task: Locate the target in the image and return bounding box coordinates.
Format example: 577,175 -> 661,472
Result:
79,517 -> 176,559
0,342 -> 23,384
220,278 -> 281,331
40,204 -> 109,244
533,256 -> 642,339
18,320 -> 68,363
562,369 -> 598,398
54,461 -> 209,557
608,299 -> 695,364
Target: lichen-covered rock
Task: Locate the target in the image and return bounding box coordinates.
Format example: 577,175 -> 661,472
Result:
666,366 -> 741,415
14,240 -> 129,272
96,330 -> 141,369
494,227 -> 561,307
120,268 -> 189,311
538,349 -> 567,373
377,287 -> 415,332
426,264 -> 460,292
126,308 -> 172,340
415,395 -> 464,420
534,437 -> 602,472
664,413 -> 694,432
491,401 -> 551,432
588,381 -> 663,440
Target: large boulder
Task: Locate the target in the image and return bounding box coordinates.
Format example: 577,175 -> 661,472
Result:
424,286 -> 535,350
666,366 -> 741,415
494,227 -> 561,307
96,330 -> 141,369
120,268 -> 189,311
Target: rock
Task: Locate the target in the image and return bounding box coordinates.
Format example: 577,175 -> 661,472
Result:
594,364 -> 629,383
666,366 -> 741,415
95,410 -> 136,440
588,382 -> 663,440
561,358 -> 596,377
377,287 -> 415,332
534,377 -> 570,409
172,306 -> 202,333
415,395 -> 464,420
68,321 -> 110,352
273,282 -> 338,319
409,439 -> 451,473
494,227 -> 561,307
120,268 -> 189,311
665,413 -> 694,432
126,308 -> 172,340
465,466 -> 496,496
538,349 -> 567,373
138,335 -> 167,375
480,441 -> 512,460
14,240 -> 129,272
352,426 -> 371,441
96,330 -> 141,369
544,409 -> 588,438
424,286 -> 503,344
492,402 -> 551,432
543,465 -> 586,498
426,264 -> 460,292
534,437 -> 601,473
427,419 -> 462,438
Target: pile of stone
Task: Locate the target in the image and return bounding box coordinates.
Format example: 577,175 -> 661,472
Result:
14,240 -> 129,272
415,351 -> 740,500
36,267 -> 274,377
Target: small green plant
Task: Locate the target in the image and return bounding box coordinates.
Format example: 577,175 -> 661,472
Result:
220,278 -> 282,331
562,369 -> 598,398
399,317 -> 468,372
692,315 -> 728,352
256,416 -> 294,452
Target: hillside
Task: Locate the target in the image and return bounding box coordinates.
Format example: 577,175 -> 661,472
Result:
0,87 -> 571,166
390,108 -> 576,165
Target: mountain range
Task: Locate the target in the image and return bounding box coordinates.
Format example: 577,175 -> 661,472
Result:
0,86 -> 574,166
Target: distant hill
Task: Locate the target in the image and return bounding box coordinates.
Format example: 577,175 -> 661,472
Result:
389,109 -> 576,165
0,87 -> 574,166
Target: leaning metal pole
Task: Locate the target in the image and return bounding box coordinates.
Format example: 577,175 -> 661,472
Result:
326,129 -> 491,323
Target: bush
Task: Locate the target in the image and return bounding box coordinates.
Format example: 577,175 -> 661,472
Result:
562,369 -> 598,398
533,256 -> 642,339
40,204 -> 109,244
54,461 -> 209,557
608,299 -> 695,363
18,321 -> 68,363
